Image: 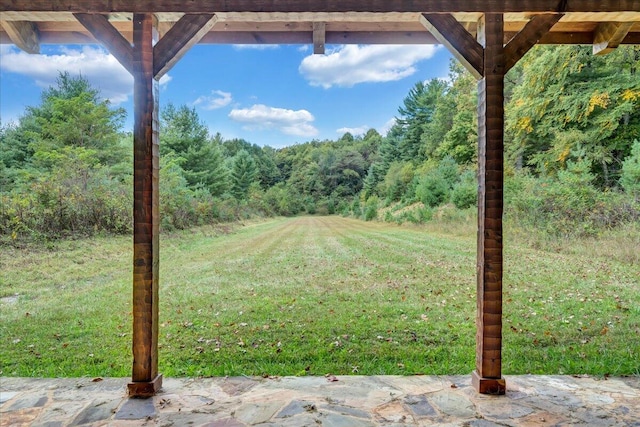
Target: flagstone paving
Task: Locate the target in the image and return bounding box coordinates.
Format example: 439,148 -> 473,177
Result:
0,375 -> 638,426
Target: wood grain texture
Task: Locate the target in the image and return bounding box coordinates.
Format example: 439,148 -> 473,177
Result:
2,1 -> 640,13
313,21 -> 325,54
3,27 -> 638,46
420,13 -> 483,79
130,13 -> 160,391
503,14 -> 563,73
593,21 -> 634,54
153,13 -> 217,79
0,20 -> 39,53
475,12 -> 505,392
73,13 -> 133,74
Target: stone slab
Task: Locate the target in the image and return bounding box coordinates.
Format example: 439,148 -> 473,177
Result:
69,398 -> 122,426
0,392 -> 19,405
114,397 -> 157,420
429,390 -> 476,418
234,401 -> 283,425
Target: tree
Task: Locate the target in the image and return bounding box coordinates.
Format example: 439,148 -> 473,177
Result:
12,72 -> 127,173
160,104 -> 228,196
230,149 -> 258,199
506,46 -> 640,186
396,79 -> 448,162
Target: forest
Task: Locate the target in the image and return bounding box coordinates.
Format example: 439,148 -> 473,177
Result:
1,45 -> 639,242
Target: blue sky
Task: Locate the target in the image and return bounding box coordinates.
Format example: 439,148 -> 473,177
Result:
0,42 -> 452,148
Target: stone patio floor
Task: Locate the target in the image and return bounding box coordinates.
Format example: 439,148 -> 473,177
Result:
1,375 -> 638,426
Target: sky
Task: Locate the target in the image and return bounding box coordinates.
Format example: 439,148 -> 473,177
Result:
0,42 -> 452,148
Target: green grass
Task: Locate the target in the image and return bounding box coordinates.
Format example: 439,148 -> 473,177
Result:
1,216 -> 638,378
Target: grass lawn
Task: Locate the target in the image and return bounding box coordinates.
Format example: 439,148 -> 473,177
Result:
1,216 -> 638,378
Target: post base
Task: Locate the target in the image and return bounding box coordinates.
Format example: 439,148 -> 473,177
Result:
472,371 -> 506,395
128,374 -> 163,398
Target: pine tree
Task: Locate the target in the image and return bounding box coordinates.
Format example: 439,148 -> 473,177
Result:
230,149 -> 258,199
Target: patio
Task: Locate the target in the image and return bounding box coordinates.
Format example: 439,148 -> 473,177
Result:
1,375 -> 639,426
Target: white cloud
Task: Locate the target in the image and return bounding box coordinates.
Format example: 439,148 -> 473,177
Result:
229,104 -> 318,137
0,46 -> 170,105
193,90 -> 233,110
337,126 -> 368,136
299,44 -> 440,89
381,118 -> 398,135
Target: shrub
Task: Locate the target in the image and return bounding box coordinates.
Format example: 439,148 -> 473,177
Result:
621,139 -> 640,197
364,196 -> 379,221
416,173 -> 449,207
451,171 -> 477,209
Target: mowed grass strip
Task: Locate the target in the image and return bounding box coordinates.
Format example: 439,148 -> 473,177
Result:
0,216 -> 638,378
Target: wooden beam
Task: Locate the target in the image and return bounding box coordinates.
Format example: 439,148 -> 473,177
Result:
0,20 -> 39,53
2,28 -> 639,47
200,30 -> 440,44
128,12 -> 162,398
421,13 -> 484,79
593,22 -> 634,55
503,13 -> 563,73
474,12 -> 506,396
153,13 -> 217,79
73,13 -> 133,74
313,21 -> 325,54
2,0 -> 640,13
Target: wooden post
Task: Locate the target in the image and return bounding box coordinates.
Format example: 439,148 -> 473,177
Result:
128,13 -> 162,398
473,13 -> 506,395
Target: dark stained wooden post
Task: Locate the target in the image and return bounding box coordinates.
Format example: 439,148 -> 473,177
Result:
128,13 -> 162,397
473,13 -> 506,395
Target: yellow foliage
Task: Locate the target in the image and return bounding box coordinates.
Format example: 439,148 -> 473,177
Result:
587,92 -> 610,115
557,146 -> 571,163
621,89 -> 640,102
517,116 -> 533,133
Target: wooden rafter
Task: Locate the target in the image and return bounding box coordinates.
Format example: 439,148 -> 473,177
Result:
593,22 -> 634,55
420,13 -> 484,79
0,20 -> 39,53
2,0 -> 640,13
73,13 -> 133,74
503,13 -> 563,73
153,14 -> 217,79
313,21 -> 325,54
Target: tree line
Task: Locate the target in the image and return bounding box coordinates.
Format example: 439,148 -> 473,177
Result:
1,45 -> 639,241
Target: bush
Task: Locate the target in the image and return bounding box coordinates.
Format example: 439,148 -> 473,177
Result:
364,196 -> 379,221
505,164 -> 640,238
451,171 -> 477,209
416,173 -> 449,207
621,139 -> 640,197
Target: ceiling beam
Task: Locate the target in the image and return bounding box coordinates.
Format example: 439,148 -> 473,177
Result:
593,22 -> 634,55
313,22 -> 325,54
503,13 -> 563,72
2,1 -> 640,13
73,13 -> 133,74
420,13 -> 483,79
0,20 -> 39,53
153,14 -> 217,79
2,29 -> 639,47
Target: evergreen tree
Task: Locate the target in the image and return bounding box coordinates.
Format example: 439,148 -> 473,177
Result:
230,149 -> 258,199
160,104 -> 228,196
506,46 -> 640,186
